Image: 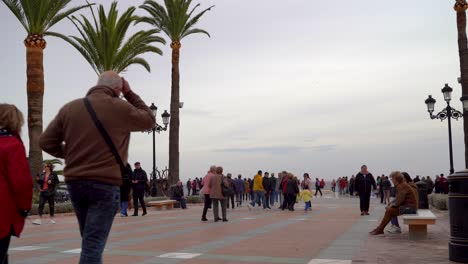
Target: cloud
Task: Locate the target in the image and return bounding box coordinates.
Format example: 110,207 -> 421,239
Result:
311,145 -> 336,152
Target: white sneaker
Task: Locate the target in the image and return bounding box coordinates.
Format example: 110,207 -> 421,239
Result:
247,204 -> 252,210
387,225 -> 402,234
50,219 -> 56,224
33,219 -> 42,225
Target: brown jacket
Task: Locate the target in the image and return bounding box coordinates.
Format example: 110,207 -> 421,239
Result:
209,174 -> 229,200
40,86 -> 155,186
392,182 -> 418,209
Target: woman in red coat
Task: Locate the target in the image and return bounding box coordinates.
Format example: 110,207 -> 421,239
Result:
0,104 -> 33,263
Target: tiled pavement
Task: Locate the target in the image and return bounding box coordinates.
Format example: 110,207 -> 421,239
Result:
9,195 -> 454,264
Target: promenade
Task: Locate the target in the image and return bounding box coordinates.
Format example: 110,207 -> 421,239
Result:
9,195 -> 452,264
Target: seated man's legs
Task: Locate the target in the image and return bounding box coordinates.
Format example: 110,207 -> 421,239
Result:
373,207 -> 399,233
391,216 -> 400,227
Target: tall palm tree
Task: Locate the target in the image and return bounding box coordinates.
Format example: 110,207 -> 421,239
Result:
2,0 -> 91,179
138,0 -> 213,184
454,0 -> 468,168
49,2 -> 166,75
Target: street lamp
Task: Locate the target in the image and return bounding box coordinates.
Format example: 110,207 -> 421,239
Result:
148,103 -> 170,197
424,84 -> 463,174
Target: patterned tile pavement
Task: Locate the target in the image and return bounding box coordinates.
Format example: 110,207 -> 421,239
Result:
9,195 -> 455,264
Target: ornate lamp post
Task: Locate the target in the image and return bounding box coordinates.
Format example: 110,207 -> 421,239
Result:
426,84 -> 468,263
424,84 -> 464,174
148,103 -> 170,197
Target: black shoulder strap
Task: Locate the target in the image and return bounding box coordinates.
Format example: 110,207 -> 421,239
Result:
83,97 -> 125,170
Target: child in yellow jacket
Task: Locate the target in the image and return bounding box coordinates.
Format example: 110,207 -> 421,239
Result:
298,186 -> 312,211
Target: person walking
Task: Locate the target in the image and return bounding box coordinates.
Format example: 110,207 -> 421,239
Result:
201,166 -> 216,221
33,162 -> 60,225
426,176 -> 434,194
331,179 -> 336,192
286,175 -> 299,211
244,178 -> 250,201
298,185 -> 313,211
209,166 -> 228,222
349,175 -> 355,196
354,165 -> 376,216
226,174 -> 236,209
40,72 -> 155,264
314,178 -> 323,197
120,164 -> 132,217
280,173 -> 289,210
234,174 -> 245,207
248,170 -> 266,209
270,173 -> 277,207
0,104 -> 33,264
379,175 -> 385,204
263,172 -> 272,209
186,178 -> 192,196
132,162 -> 148,216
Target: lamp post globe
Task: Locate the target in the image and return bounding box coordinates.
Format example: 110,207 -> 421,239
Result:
162,110 -> 170,126
150,103 -> 158,119
425,95 -> 436,113
442,83 -> 453,102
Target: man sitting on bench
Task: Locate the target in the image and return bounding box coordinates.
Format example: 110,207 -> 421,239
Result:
369,171 -> 417,235
170,181 -> 187,209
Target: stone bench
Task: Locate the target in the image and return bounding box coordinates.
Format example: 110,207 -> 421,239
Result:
148,200 -> 177,210
402,209 -> 436,240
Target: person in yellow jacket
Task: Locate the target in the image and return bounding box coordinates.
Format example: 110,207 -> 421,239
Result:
298,186 -> 312,211
248,170 -> 267,209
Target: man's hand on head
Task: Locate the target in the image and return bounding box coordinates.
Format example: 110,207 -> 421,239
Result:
122,78 -> 132,96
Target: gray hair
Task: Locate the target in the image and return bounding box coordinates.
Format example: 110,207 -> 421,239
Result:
97,71 -> 122,90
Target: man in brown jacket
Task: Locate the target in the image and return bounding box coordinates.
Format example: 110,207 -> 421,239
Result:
40,71 -> 155,264
369,171 -> 418,235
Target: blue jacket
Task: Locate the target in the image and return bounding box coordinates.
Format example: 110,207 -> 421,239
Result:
234,178 -> 245,193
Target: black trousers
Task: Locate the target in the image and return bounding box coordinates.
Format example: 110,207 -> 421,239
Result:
226,194 -> 235,209
38,192 -> 55,217
264,192 -> 270,208
0,234 -> 11,264
314,187 -> 322,196
359,192 -> 371,212
202,194 -> 212,219
281,193 -> 289,209
133,189 -> 146,214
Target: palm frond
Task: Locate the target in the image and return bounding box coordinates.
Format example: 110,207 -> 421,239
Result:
2,0 -> 28,31
53,1 -> 165,74
2,0 -> 91,34
139,0 -> 213,42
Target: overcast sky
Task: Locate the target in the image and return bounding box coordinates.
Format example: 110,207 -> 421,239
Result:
1,0 -> 466,181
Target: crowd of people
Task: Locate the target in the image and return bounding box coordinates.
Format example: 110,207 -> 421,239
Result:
330,172 -> 449,198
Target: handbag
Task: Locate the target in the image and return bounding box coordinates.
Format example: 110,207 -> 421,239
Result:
221,179 -> 233,197
83,97 -> 130,181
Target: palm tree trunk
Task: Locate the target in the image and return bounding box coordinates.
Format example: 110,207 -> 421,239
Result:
25,34 -> 46,181
169,41 -> 181,185
455,1 -> 468,169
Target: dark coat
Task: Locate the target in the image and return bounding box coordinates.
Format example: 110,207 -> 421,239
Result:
171,185 -> 184,199
132,168 -> 148,190
354,172 -> 376,194
263,177 -> 272,192
36,172 -> 60,196
120,164 -> 132,202
286,179 -> 299,195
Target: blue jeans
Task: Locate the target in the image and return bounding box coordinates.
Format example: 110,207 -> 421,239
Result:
121,201 -> 128,215
391,216 -> 399,227
67,181 -> 120,264
250,191 -> 266,208
270,190 -> 276,206
305,201 -> 312,210
174,197 -> 187,209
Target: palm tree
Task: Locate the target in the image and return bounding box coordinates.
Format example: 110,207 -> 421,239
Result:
49,2 -> 166,75
454,0 -> 468,168
138,0 -> 213,184
2,0 -> 91,180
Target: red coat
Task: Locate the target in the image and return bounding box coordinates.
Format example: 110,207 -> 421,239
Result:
0,135 -> 33,238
